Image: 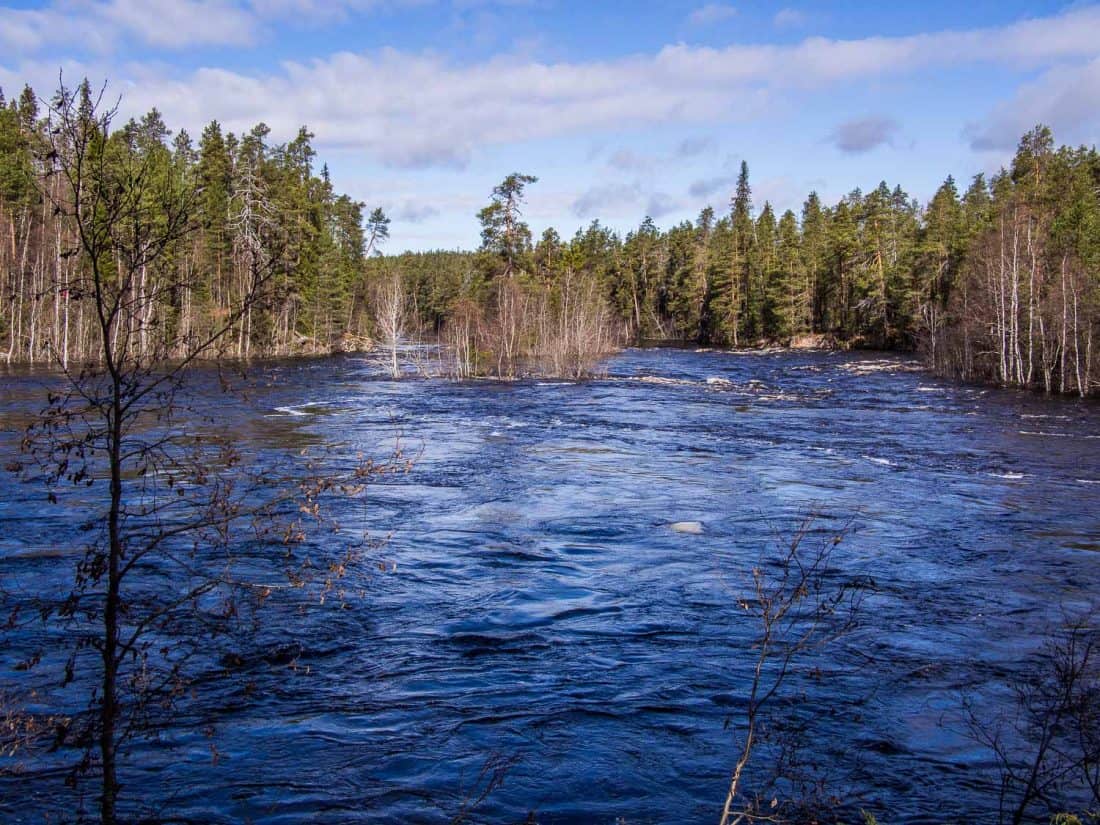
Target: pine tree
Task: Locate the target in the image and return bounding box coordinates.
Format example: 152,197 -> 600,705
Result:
753,202 -> 778,339
771,209 -> 804,340
800,192 -> 827,333
478,173 -> 538,281
915,176 -> 963,366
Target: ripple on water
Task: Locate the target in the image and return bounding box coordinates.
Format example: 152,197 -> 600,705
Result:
2,348 -> 1099,823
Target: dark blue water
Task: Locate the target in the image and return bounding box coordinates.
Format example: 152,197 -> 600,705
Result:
2,348 -> 1098,823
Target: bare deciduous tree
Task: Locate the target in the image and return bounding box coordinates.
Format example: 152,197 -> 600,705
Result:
2,79 -> 401,825
372,270 -> 411,379
964,613 -> 1100,825
719,517 -> 866,825
442,297 -> 486,379
530,269 -> 620,379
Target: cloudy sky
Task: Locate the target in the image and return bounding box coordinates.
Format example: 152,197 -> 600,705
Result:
1,0 -> 1098,251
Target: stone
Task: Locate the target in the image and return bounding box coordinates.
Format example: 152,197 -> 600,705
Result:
670,521 -> 704,534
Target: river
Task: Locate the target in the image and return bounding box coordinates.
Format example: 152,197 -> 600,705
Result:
1,347 -> 1098,823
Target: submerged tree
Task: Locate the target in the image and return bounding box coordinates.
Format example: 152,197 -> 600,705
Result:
373,269 -> 412,378
441,173 -> 622,379
475,173 -> 538,377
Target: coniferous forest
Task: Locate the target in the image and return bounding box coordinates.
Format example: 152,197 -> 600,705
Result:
0,81 -> 388,366
2,42 -> 1100,822
1,81 -> 1097,395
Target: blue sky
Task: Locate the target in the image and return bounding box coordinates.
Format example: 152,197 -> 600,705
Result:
2,1 -> 1098,251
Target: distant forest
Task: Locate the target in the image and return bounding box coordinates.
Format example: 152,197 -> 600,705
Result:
1,81 -> 1097,395
376,131 -> 1099,396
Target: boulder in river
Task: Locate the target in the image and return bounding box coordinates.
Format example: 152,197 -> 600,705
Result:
788,333 -> 839,350
332,332 -> 374,353
670,521 -> 704,534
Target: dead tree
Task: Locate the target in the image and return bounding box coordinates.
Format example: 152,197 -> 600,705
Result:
372,270 -> 410,379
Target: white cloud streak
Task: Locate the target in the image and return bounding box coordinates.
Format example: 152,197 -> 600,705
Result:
0,0 -> 443,53
687,3 -> 736,27
965,56 -> 1100,150
2,5 -> 1098,167
572,183 -> 642,218
0,0 -> 259,51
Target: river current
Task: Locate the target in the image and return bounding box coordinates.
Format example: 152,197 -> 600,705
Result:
1,347 -> 1098,823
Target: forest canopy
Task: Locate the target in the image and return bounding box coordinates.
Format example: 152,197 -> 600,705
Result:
0,80 -> 1096,394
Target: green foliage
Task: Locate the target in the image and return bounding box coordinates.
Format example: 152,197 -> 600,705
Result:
364,125 -> 1097,396
478,172 -> 538,280
0,82 -> 388,364
1,83 -> 1095,395
0,99 -> 35,205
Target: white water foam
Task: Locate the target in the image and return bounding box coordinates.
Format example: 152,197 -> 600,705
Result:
862,455 -> 896,467
271,400 -> 332,417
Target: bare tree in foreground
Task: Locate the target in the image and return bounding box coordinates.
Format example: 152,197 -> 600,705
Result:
719,518 -> 867,825
2,80 -> 402,824
964,613 -> 1100,824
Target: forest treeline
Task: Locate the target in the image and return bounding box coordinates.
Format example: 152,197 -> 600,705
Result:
0,80 -> 1097,393
375,128 -> 1099,395
0,81 -> 386,367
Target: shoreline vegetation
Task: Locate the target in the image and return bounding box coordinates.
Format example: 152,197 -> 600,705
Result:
0,80 -> 1096,393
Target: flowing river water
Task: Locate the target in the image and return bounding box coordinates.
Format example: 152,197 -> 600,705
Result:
1,347 -> 1098,823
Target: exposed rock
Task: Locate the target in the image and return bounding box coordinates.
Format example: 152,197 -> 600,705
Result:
788,333 -> 839,350
332,333 -> 374,354
670,521 -> 704,534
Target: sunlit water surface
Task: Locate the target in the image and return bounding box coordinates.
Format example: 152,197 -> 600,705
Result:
1,348 -> 1098,823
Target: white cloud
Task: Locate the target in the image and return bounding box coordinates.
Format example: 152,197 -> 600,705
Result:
773,8 -> 806,29
0,0 -> 454,54
572,183 -> 642,218
607,148 -> 652,171
394,201 -> 442,222
250,0 -> 438,24
0,0 -> 258,52
687,3 -> 736,26
829,116 -> 900,153
645,192 -> 681,218
109,0 -> 258,48
3,6 -> 1099,169
676,136 -> 715,157
688,175 -> 735,198
965,57 -> 1100,151
654,6 -> 1100,89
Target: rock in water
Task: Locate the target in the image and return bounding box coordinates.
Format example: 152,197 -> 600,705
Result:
670,521 -> 704,534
